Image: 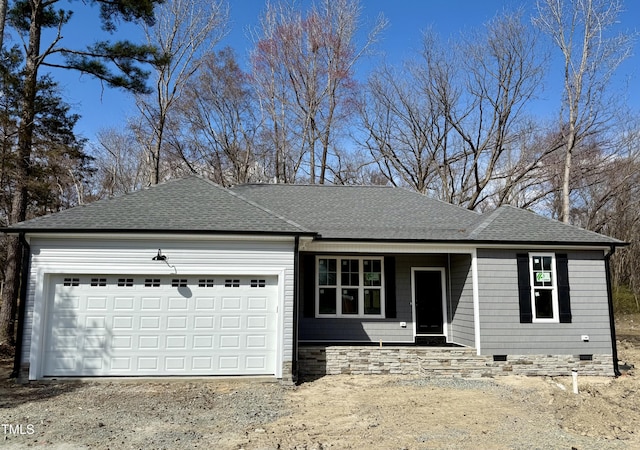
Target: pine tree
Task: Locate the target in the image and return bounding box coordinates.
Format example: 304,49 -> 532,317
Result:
0,0 -> 163,353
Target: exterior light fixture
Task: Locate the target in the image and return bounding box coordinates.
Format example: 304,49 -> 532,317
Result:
152,249 -> 167,261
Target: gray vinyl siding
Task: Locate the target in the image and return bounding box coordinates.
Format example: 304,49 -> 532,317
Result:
449,254 -> 475,346
299,254 -> 473,344
477,249 -> 612,355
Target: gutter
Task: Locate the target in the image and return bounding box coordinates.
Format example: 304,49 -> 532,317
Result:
11,233 -> 30,379
0,227 -> 317,237
310,236 -> 628,248
604,245 -> 621,377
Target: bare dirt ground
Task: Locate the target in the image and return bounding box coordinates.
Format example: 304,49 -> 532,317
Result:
1,314 -> 639,449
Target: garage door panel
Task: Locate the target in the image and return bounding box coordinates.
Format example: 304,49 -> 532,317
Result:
82,357 -> 104,371
44,275 -> 278,377
246,355 -> 267,370
221,296 -> 242,310
55,298 -> 80,311
192,356 -> 213,370
246,335 -> 268,349
110,357 -> 131,370
114,297 -> 134,310
111,335 -> 132,349
140,297 -> 161,310
86,296 -> 108,310
194,316 -> 214,329
137,357 -> 159,371
166,316 -> 188,329
193,335 -> 214,349
195,297 -> 215,310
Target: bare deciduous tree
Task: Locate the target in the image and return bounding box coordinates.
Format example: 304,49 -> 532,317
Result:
251,0 -> 386,184
533,0 -> 634,222
136,0 -> 229,185
175,48 -> 266,186
360,11 -> 546,210
91,128 -> 147,197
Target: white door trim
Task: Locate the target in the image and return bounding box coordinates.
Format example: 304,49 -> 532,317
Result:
411,267 -> 448,339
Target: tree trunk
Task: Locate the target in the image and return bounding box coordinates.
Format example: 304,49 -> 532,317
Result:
0,0 -> 7,51
0,237 -> 21,347
561,143 -> 573,223
0,0 -> 42,348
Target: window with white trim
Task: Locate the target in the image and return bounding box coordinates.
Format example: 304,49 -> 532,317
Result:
529,253 -> 559,322
316,256 -> 384,318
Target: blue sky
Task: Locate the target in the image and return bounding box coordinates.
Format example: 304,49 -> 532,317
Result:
28,0 -> 640,143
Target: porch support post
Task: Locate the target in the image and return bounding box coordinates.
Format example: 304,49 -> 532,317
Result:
471,249 -> 481,355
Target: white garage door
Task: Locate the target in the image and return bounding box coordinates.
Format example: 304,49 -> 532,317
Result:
43,275 -> 278,377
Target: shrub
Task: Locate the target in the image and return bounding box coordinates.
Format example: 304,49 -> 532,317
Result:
613,285 -> 640,314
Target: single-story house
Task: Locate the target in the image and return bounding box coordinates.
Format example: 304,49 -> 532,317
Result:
4,176 -> 625,381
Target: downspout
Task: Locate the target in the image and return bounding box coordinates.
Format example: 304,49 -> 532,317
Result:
11,233 -> 30,379
292,235 -> 300,382
604,245 -> 621,377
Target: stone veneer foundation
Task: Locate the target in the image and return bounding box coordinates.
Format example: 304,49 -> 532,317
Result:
297,346 -> 615,378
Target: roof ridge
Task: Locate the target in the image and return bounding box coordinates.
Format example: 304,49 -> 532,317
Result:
499,204 -> 624,241
469,204 -> 624,244
467,206 -> 504,239
395,186 -> 483,217
225,187 -> 313,234
236,182 -> 395,189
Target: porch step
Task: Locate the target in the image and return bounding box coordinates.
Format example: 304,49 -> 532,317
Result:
415,335 -> 447,346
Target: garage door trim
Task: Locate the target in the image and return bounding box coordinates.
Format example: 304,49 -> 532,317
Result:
32,269 -> 286,379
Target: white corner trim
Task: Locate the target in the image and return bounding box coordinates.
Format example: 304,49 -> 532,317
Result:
471,249 -> 481,356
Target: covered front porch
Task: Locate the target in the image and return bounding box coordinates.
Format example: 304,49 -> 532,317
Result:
297,243 -> 480,349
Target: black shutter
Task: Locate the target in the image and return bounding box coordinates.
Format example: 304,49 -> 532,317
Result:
516,254 -> 532,323
302,254 -> 316,318
556,253 -> 571,323
385,256 -> 396,318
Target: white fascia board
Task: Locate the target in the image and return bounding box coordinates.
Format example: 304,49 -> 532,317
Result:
473,243 -> 613,251
304,241 -> 475,254
303,240 -> 612,254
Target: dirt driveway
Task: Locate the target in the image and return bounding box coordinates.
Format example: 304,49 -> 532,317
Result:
2,315 -> 640,449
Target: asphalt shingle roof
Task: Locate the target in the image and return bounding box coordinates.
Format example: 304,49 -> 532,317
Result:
231,183 -> 481,241
467,205 -> 622,245
4,176 -> 624,245
7,177 -> 308,234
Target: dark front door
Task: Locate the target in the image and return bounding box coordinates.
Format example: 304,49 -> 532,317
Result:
414,270 -> 444,334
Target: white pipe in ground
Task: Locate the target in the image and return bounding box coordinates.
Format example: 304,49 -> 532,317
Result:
572,369 -> 579,394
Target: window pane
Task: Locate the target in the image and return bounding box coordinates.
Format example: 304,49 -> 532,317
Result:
341,259 -> 359,286
364,289 -> 381,315
533,271 -> 553,287
534,289 -> 554,319
542,256 -> 552,271
532,257 -> 542,271
319,258 -> 337,286
364,259 -> 382,286
341,289 -> 358,314
319,288 -> 336,314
